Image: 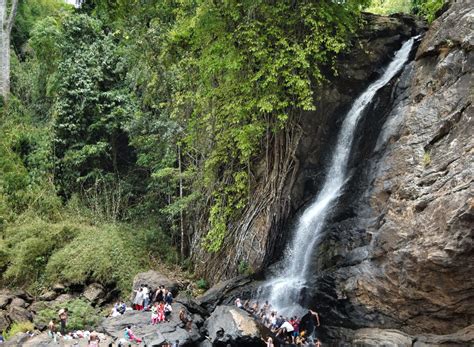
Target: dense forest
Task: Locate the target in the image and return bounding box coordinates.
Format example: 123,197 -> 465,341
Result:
0,0 -> 445,297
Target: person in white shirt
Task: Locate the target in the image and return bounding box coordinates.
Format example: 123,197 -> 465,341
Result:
276,320 -> 294,339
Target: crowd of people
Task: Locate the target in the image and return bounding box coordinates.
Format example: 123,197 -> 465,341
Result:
116,283 -> 192,345
45,307 -> 104,346
235,298 -> 322,346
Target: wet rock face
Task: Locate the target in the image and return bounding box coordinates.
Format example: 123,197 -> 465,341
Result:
305,1 -> 473,338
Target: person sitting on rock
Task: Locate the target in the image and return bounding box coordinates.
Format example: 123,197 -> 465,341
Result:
151,302 -> 159,325
157,301 -> 166,323
124,325 -> 142,344
250,301 -> 259,314
179,308 -> 192,331
154,285 -> 164,303
234,298 -> 243,308
165,290 -> 173,305
88,331 -> 100,347
164,301 -> 172,322
117,301 -> 126,315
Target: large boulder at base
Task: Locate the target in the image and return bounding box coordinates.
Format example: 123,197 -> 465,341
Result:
82,283 -> 105,304
99,302 -> 201,346
8,306 -> 33,323
204,305 -> 263,346
414,325 -> 474,347
132,270 -> 180,295
351,328 -> 413,346
197,275 -> 254,313
0,310 -> 11,332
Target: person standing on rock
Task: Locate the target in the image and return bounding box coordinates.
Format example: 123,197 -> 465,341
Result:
48,318 -> 57,342
143,284 -> 150,310
133,287 -> 144,310
58,307 -> 68,335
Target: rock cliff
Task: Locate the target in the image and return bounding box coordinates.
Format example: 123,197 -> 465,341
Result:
307,1 -> 473,338
194,0 -> 473,342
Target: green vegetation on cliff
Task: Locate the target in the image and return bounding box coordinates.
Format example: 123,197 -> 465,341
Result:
0,0 -> 443,293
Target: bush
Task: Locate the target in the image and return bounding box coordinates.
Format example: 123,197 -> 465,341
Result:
45,223 -> 143,294
5,321 -> 35,340
196,278 -> 208,290
34,299 -> 101,331
2,218 -> 80,286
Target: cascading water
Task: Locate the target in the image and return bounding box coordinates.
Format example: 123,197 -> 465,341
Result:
260,37 -> 417,314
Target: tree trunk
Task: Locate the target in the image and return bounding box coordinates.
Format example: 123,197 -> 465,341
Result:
0,0 -> 19,103
178,143 -> 185,261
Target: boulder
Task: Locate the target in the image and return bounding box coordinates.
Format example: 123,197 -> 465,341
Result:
351,328 -> 413,346
0,310 -> 11,332
52,293 -> 75,305
99,302 -> 201,346
28,301 -> 49,314
82,283 -> 105,304
8,306 -> 33,323
132,270 -> 180,295
197,275 -> 253,313
204,305 -> 262,346
0,291 -> 13,309
38,291 -> 58,302
175,295 -> 208,318
10,297 -> 28,309
4,332 -> 31,346
52,283 -> 66,293
414,325 -> 474,347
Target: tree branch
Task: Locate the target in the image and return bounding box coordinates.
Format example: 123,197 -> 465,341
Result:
7,0 -> 18,34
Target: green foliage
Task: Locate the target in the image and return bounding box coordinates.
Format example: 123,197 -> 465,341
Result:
196,278 -> 208,290
162,0 -> 368,252
2,218 -> 79,285
34,299 -> 101,331
51,14 -> 136,211
365,0 -> 412,15
45,223 -> 143,294
4,321 -> 35,340
412,0 -> 446,22
365,0 -> 446,21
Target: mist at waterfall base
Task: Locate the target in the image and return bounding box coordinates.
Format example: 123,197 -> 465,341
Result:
258,37 -> 417,317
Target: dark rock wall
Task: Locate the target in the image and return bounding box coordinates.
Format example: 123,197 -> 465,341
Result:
194,1 -> 472,338
306,1 -> 473,337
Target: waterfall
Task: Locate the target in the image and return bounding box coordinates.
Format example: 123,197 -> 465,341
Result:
260,37 -> 417,314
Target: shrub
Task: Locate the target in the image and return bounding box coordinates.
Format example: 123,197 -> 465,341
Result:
2,218 -> 80,285
5,321 -> 35,340
34,299 -> 101,331
45,223 -> 143,294
196,278 -> 208,290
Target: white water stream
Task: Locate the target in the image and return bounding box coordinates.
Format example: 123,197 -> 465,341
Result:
260,37 -> 417,314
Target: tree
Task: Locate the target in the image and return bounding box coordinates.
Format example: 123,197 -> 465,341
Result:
0,0 -> 18,102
